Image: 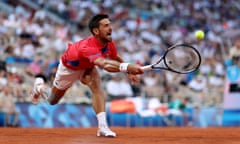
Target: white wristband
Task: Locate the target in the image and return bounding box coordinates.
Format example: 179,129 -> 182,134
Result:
119,63 -> 130,72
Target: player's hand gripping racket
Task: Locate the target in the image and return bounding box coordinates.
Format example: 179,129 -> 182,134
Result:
141,44 -> 201,74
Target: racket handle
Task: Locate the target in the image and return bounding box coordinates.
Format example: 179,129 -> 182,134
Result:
141,65 -> 153,71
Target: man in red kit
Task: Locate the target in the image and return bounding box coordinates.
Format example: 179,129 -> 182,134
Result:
30,14 -> 143,137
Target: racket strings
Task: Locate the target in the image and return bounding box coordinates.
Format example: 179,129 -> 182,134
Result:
165,46 -> 200,72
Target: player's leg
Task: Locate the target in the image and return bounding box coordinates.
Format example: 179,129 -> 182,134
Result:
30,60 -> 78,105
46,86 -> 67,105
81,68 -> 105,114
30,77 -> 67,105
81,67 -> 116,137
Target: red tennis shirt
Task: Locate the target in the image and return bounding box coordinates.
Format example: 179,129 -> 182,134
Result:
61,36 -> 117,70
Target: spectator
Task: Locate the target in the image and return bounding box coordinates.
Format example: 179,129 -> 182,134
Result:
143,71 -> 163,98
26,56 -> 42,76
229,38 -> 240,66
0,69 -> 7,89
0,85 -> 20,127
187,74 -> 207,106
14,33 -> 35,59
106,74 -> 133,100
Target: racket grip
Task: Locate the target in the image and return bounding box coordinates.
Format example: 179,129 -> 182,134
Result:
141,65 -> 153,71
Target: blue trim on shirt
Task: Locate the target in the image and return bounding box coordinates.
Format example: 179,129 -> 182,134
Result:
101,47 -> 109,54
66,60 -> 79,67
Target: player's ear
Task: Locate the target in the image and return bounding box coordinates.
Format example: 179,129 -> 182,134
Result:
93,28 -> 99,35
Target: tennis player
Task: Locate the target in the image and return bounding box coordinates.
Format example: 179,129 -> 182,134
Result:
30,14 -> 143,137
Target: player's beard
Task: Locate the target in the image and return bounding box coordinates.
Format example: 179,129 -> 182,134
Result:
105,35 -> 112,42
101,35 -> 112,43
98,32 -> 112,43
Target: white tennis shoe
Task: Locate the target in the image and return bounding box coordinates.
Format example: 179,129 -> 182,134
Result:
97,126 -> 116,137
30,77 -> 44,104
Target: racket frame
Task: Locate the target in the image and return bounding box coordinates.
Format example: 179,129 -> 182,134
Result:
142,44 -> 201,74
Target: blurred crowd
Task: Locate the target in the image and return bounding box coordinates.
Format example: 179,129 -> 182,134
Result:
0,0 -> 240,125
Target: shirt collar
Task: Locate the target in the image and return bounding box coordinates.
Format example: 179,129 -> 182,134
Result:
91,36 -> 107,49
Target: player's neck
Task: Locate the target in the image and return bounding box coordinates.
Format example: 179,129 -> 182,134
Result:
95,37 -> 108,47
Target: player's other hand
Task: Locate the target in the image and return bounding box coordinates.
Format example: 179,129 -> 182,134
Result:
127,64 -> 144,75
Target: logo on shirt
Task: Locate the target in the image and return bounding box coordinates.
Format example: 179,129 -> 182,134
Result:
67,60 -> 80,67
88,53 -> 102,60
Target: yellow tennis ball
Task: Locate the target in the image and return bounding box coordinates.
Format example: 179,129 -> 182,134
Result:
195,30 -> 204,40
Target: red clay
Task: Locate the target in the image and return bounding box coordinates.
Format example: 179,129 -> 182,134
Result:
0,127 -> 239,144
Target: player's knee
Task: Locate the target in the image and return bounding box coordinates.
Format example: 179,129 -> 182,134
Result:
81,77 -> 100,88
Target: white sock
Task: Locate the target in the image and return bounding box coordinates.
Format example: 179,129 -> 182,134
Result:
97,112 -> 108,128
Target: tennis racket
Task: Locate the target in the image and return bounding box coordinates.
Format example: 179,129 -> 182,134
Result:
141,44 -> 201,74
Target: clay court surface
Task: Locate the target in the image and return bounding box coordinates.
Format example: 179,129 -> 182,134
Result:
0,127 -> 240,144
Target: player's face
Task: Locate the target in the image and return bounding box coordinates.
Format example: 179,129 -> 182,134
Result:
97,18 -> 112,42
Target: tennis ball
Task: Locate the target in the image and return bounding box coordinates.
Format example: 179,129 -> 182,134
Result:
195,30 -> 204,40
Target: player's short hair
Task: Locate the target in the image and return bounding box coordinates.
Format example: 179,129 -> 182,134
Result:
88,14 -> 109,35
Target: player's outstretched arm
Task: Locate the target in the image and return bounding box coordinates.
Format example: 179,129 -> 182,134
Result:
93,57 -> 143,75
